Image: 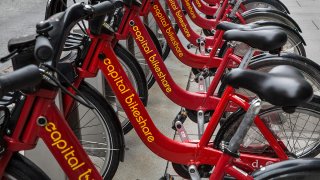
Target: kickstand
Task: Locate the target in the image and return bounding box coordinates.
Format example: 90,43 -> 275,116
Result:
159,173 -> 174,180
171,108 -> 187,130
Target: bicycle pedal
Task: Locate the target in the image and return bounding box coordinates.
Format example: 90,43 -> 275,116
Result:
187,43 -> 196,49
171,110 -> 187,130
159,173 -> 174,180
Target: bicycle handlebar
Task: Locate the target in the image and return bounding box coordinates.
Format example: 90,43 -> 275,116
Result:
39,1 -> 117,66
91,1 -> 115,17
0,65 -> 42,98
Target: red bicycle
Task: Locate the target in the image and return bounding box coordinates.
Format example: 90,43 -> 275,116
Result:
0,2 -> 320,179
45,0 -> 306,91
41,0 -> 320,161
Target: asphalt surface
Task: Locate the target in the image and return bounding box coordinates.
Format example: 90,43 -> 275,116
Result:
0,0 -> 46,55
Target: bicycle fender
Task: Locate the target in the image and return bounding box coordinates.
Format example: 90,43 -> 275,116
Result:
241,8 -> 301,32
252,21 -> 306,45
244,0 -> 290,14
250,53 -> 320,72
272,0 -> 290,14
252,158 -> 320,180
81,82 -> 126,161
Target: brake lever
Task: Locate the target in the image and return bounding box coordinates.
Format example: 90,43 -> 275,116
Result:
0,49 -> 18,63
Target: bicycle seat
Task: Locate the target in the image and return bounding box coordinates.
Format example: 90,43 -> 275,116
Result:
123,0 -> 142,7
224,65 -> 313,107
252,158 -> 320,180
223,28 -> 287,51
216,21 -> 260,31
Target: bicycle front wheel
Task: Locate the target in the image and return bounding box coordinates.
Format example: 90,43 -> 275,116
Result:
66,82 -> 123,178
4,153 -> 50,180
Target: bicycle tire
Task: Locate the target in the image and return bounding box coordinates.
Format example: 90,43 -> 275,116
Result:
252,159 -> 320,180
66,82 -> 123,178
4,153 -> 50,180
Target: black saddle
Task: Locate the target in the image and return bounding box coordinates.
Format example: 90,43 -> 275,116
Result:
123,0 -> 142,7
216,21 -> 260,31
252,158 -> 320,180
224,65 -> 313,107
223,28 -> 287,51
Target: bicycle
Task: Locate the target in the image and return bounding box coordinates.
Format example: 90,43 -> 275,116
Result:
45,0 -> 305,91
40,0 -> 320,157
1,3 -> 320,179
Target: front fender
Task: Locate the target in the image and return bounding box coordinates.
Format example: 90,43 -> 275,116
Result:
241,8 -> 301,32
244,0 -> 290,14
251,53 -> 320,74
252,158 -> 320,180
253,21 -> 306,45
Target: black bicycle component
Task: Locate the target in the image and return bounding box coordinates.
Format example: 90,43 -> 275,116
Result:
41,64 -> 94,109
172,163 -> 212,179
0,49 -> 18,63
36,21 -> 53,35
171,109 -> 188,130
252,158 -> 320,179
34,36 -> 54,62
0,65 -> 42,98
56,55 -> 78,85
225,66 -> 313,107
0,106 -> 10,156
186,109 -> 213,124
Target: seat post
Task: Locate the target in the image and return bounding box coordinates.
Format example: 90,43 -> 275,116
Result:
239,47 -> 255,69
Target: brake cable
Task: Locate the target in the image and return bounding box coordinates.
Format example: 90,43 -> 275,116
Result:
40,64 -> 95,109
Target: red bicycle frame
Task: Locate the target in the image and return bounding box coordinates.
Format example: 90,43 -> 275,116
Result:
144,0 -> 246,49
60,13 -> 289,177
0,87 -> 102,179
84,30 -> 286,179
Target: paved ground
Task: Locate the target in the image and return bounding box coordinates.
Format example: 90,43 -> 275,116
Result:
0,0 -> 320,180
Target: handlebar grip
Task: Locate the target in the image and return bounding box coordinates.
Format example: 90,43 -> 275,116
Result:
0,65 -> 42,98
34,36 -> 54,62
91,1 -> 115,17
